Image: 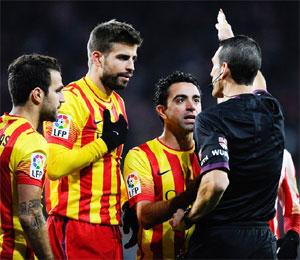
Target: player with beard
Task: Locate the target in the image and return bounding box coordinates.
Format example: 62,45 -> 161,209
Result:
0,54 -> 64,259
43,20 -> 142,259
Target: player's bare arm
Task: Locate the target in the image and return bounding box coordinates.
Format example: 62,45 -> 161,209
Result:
18,184 -> 54,259
137,200 -> 176,230
171,170 -> 229,231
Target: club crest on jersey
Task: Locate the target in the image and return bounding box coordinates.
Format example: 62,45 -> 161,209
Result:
126,172 -> 141,199
30,153 -> 46,180
218,137 -> 228,150
51,114 -> 71,139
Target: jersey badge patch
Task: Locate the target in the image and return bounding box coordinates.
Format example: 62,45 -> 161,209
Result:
126,172 -> 141,199
30,153 -> 46,180
218,137 -> 228,150
51,114 -> 71,139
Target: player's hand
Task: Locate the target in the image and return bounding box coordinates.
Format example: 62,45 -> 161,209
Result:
101,109 -> 128,151
169,208 -> 186,232
215,9 -> 234,41
122,201 -> 139,249
277,230 -> 299,259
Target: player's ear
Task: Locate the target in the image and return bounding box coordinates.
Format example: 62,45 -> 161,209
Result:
31,87 -> 44,105
91,51 -> 104,68
156,104 -> 167,120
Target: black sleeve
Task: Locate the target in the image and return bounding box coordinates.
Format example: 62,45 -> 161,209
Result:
194,112 -> 230,175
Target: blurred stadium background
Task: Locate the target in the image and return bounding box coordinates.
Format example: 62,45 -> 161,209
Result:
1,1 -> 299,258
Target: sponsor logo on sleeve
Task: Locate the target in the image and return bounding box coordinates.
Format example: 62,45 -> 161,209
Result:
51,114 -> 71,139
30,153 -> 46,180
126,172 -> 141,199
200,155 -> 209,166
218,137 -> 228,150
211,149 -> 229,159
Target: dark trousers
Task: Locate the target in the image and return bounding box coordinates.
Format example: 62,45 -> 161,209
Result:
187,223 -> 277,259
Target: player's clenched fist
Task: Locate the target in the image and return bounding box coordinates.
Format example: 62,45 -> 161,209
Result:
101,109 -> 128,151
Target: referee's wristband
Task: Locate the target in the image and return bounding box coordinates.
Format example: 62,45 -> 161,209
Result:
183,208 -> 193,229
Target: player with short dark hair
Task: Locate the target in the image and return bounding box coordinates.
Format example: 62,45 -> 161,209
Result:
123,71 -> 201,259
171,10 -> 285,258
43,20 -> 142,259
0,54 -> 64,259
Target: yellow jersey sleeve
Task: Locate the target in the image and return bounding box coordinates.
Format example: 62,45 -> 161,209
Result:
123,147 -> 155,208
12,131 -> 48,188
43,86 -> 108,180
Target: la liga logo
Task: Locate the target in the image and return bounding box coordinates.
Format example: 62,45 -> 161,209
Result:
30,153 -> 46,180
51,114 -> 71,139
126,172 -> 141,199
32,154 -> 45,169
54,114 -> 70,129
127,174 -> 139,188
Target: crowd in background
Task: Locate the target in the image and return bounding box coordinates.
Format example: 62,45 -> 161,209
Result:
1,1 -> 299,176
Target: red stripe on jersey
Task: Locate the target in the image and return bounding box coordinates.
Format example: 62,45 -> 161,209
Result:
100,154 -> 112,223
164,150 -> 184,193
72,83 -> 96,222
164,150 -> 185,257
0,119 -> 16,136
64,84 -> 79,97
190,153 -> 201,178
111,103 -> 118,120
45,178 -> 51,213
115,164 -> 121,223
0,122 -> 31,259
95,100 -> 107,112
139,143 -> 163,259
114,93 -> 127,121
282,176 -> 293,218
55,176 -> 69,216
84,77 -> 111,103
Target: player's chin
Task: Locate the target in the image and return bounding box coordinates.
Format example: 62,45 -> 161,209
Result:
40,111 -> 57,122
115,80 -> 129,89
183,124 -> 195,132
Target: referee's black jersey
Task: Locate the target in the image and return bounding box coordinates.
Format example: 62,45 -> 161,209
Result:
194,90 -> 285,226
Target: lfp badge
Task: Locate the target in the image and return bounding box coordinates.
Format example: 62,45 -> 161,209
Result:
126,172 -> 141,199
51,114 -> 71,139
30,153 -> 46,180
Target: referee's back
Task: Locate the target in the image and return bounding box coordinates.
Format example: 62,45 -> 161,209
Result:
196,90 -> 285,226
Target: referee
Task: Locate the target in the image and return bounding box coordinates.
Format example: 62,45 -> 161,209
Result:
171,10 -> 285,258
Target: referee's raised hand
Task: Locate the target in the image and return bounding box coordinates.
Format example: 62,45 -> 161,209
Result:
101,109 -> 128,151
215,9 -> 234,41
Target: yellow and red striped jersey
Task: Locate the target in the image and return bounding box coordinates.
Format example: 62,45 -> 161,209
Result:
0,114 -> 47,259
123,138 -> 201,259
269,149 -> 300,238
43,76 -> 127,225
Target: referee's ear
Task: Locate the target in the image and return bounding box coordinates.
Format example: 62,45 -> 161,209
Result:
220,63 -> 230,80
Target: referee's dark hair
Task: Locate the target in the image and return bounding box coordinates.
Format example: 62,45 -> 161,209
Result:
153,71 -> 201,108
218,35 -> 262,86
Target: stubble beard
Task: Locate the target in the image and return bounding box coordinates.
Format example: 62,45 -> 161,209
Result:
40,99 -> 58,123
101,73 -> 128,91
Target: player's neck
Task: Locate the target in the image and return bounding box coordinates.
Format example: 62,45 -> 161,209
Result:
10,106 -> 39,129
86,69 -> 113,96
159,129 -> 194,151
